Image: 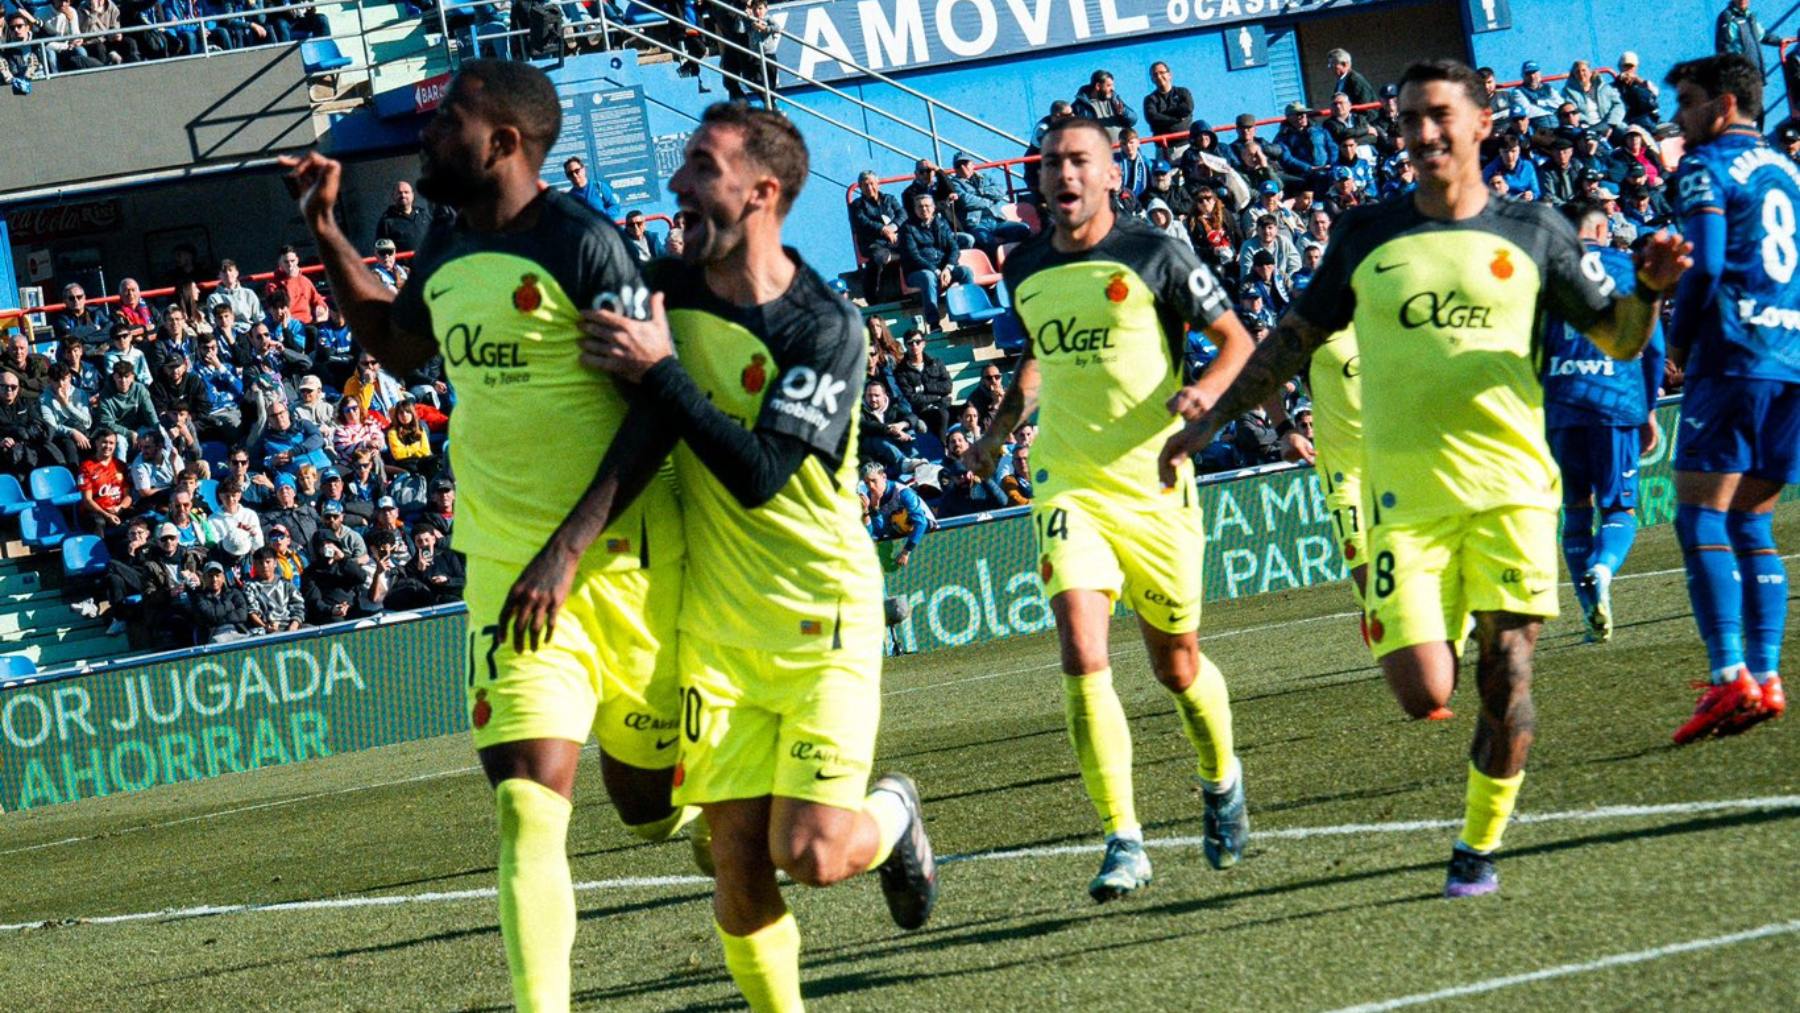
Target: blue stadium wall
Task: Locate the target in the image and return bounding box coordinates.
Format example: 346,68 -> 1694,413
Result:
429,0 -> 1783,281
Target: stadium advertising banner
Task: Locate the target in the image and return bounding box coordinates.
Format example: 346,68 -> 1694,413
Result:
0,612 -> 464,812
767,0 -> 1398,85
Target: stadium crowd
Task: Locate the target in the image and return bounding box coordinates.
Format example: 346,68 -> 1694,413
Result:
2,230 -> 465,650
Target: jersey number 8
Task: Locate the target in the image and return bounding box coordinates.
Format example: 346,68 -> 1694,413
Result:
1761,190 -> 1798,284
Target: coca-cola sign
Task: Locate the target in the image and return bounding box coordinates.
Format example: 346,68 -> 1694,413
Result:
9,200 -> 123,244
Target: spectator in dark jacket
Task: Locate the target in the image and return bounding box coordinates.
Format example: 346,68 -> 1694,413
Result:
1274,103 -> 1338,189
892,330 -> 955,435
2,333 -> 51,399
261,476 -> 321,548
374,181 -> 432,253
302,540 -> 367,624
188,560 -> 249,643
150,354 -> 210,422
1326,48 -> 1377,105
0,369 -> 53,476
1142,61 -> 1194,160
381,519 -> 464,610
51,282 -> 112,347
897,194 -> 974,331
1072,69 -> 1136,140
849,170 -> 906,301
936,427 -> 1007,518
1716,0 -> 1781,77
964,362 -> 1007,432
1613,52 -> 1661,130
859,380 -> 924,474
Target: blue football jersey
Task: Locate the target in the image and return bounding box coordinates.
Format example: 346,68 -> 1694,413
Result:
1672,126 -> 1800,382
1545,242 -> 1664,428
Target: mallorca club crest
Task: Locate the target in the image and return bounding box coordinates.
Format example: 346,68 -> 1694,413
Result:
472,688 -> 492,729
1105,272 -> 1130,303
1368,615 -> 1385,643
742,353 -> 768,393
513,273 -> 543,313
1489,250 -> 1514,281
1040,556 -> 1054,582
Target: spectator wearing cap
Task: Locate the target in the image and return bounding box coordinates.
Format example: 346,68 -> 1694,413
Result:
2,332 -> 51,399
266,521 -> 309,587
1141,161 -> 1193,223
371,238 -> 409,291
947,155 -> 1031,252
208,477 -> 264,565
367,495 -> 412,569
374,180 -> 430,254
244,548 -> 305,633
51,281 -> 112,348
1274,102 -> 1338,190
1238,215 -> 1299,283
861,462 -> 931,568
424,477 -> 455,542
1483,136 -> 1541,201
1609,125 -> 1663,187
849,170 -> 907,301
1115,129 -> 1152,207
150,352 -> 208,424
382,519 -> 465,609
1142,61 -> 1194,160
1561,60 -> 1624,133
1072,69 -> 1137,141
1776,119 -> 1800,164
1245,251 -> 1292,316
1620,182 -> 1668,234
1572,130 -> 1610,177
188,560 -> 250,644
1536,134 -> 1580,205
207,260 -> 263,327
1326,48 -> 1377,105
1369,83 -> 1403,151
1507,61 -> 1560,129
1326,170 -> 1365,213
563,157 -> 621,218
1235,281 -> 1277,334
303,533 -> 368,625
898,193 -> 975,333
261,473 -> 320,548
1332,137 -> 1376,195
1178,121 -> 1252,209
1238,179 -> 1295,239
313,499 -> 368,563
256,396 -> 327,474
293,374 -> 334,434
1380,149 -> 1417,198
94,359 -> 156,448
1716,0 -> 1782,77
1613,52 -> 1661,130
104,320 -> 153,388
935,427 -> 1007,519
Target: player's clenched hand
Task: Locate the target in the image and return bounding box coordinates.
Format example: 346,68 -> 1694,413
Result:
1634,231 -> 1693,294
1281,431 -> 1316,465
276,152 -> 343,230
499,542 -> 580,654
1166,382 -> 1214,422
963,434 -> 1004,479
579,291 -> 674,382
1157,420 -> 1209,489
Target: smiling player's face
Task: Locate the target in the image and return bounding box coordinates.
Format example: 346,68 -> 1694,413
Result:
1399,78 -> 1490,187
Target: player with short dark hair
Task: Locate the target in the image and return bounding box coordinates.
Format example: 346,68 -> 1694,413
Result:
1545,200 -> 1666,644
967,113 -> 1259,902
579,104 -> 936,1011
281,59 -> 695,1011
1163,58 -> 1690,898
1664,52 -> 1798,741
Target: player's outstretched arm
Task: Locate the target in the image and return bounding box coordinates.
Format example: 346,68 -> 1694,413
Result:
1588,231 -> 1693,361
278,152 -> 438,374
499,397 -> 678,653
1157,310 -> 1329,486
966,353 -> 1039,479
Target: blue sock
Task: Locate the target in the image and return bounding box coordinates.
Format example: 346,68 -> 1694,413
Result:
1675,504 -> 1745,679
1561,505 -> 1596,582
1593,509 -> 1638,575
1727,511 -> 1787,680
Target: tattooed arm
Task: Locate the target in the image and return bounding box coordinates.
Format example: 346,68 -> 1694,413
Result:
1156,310 -> 1330,486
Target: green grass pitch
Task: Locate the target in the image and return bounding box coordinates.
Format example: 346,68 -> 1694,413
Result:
2,517 -> 1796,1010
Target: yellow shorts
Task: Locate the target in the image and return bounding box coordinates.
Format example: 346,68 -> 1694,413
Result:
464,555 -> 682,769
671,633 -> 882,812
1034,490 -> 1204,635
1365,506 -> 1560,660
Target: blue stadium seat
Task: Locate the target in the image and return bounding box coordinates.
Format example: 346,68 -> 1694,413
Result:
994,277 -> 1012,309
199,440 -> 230,475
19,502 -> 70,549
0,654 -> 35,679
992,310 -> 1028,353
62,534 -> 110,580
946,284 -> 1008,328
0,473 -> 28,518
300,38 -> 353,74
622,0 -> 665,25
28,465 -> 81,509
197,478 -> 221,514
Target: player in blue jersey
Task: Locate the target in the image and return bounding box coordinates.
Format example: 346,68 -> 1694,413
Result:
1545,200 -> 1666,644
1666,54 -> 1797,742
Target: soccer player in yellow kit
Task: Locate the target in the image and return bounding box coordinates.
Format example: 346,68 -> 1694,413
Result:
580,104 -> 935,1012
1163,59 -> 1688,897
968,117 -> 1259,901
283,61 -> 697,1011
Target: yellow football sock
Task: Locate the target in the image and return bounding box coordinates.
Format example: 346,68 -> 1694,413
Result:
624,804 -> 701,843
1063,670 -> 1139,837
717,911 -> 804,1013
495,778 -> 575,1013
1458,763 -> 1525,854
1170,654 -> 1235,787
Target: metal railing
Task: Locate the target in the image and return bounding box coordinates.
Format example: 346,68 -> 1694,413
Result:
0,0 -> 356,80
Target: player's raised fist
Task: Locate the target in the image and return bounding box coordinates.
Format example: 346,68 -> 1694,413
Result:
277,151 -> 344,229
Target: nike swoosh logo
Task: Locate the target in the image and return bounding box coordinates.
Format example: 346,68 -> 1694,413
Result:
1373,262 -> 1407,273
655,736 -> 678,750
815,769 -> 854,781
1526,586 -> 1552,596
1621,469 -> 1637,478
1684,418 -> 1704,430
1018,291 -> 1041,304
429,286 -> 453,299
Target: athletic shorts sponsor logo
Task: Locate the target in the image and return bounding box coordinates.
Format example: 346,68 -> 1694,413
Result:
623,711 -> 678,731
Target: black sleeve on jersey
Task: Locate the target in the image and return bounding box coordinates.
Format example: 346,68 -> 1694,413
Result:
1292,207 -> 1364,331
639,359 -> 812,509
1535,204 -> 1615,333
570,209 -> 649,317
754,295 -> 866,463
1152,231 -> 1230,331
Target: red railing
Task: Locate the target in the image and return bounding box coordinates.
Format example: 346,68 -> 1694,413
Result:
844,69 -> 1607,261
0,213 -> 675,325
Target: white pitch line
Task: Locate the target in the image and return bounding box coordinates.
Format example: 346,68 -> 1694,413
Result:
5,795 -> 1794,934
1325,918 -> 1800,1013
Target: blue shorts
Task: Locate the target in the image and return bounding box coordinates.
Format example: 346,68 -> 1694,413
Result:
1548,424 -> 1640,511
1673,376 -> 1800,484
